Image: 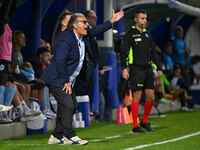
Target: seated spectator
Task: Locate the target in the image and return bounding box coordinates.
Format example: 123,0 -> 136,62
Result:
27,47 -> 51,77
154,72 -> 170,104
162,42 -> 174,74
190,55 -> 200,83
0,80 -> 41,123
20,62 -> 35,82
12,30 -> 45,105
11,30 -> 32,103
160,66 -> 193,112
27,47 -> 55,119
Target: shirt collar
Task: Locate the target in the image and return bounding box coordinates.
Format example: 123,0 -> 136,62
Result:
73,31 -> 83,41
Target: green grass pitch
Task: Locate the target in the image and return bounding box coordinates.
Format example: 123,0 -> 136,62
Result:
0,109 -> 200,150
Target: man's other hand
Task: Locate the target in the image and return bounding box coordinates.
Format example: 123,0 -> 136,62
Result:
62,82 -> 72,95
110,10 -> 124,24
122,68 -> 129,80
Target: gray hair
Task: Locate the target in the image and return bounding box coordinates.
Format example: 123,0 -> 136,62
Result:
67,13 -> 85,31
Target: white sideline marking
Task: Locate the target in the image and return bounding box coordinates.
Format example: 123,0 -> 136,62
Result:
90,135 -> 121,142
90,139 -> 102,142
105,135 -> 121,139
123,131 -> 200,150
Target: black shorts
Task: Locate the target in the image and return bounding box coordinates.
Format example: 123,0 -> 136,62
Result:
0,60 -> 10,84
129,64 -> 154,91
0,60 -> 9,74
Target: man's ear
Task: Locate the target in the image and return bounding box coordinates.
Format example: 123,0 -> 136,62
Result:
73,23 -> 78,29
134,17 -> 137,23
39,54 -> 42,59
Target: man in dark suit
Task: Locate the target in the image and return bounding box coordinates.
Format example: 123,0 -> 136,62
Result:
74,10 -> 99,96
41,11 -> 124,145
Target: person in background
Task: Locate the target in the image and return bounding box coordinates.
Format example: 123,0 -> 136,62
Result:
11,30 -> 32,103
162,42 -> 174,77
51,11 -> 73,54
168,65 -> 193,111
120,10 -> 162,133
0,0 -> 18,123
98,66 -> 111,121
171,26 -> 190,69
27,47 -> 55,119
40,38 -> 47,48
12,30 -> 45,105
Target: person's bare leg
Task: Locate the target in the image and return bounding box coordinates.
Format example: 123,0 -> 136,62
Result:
30,89 -> 38,100
145,89 -> 155,103
14,82 -> 26,103
11,89 -> 21,107
22,83 -> 31,104
38,88 -> 44,102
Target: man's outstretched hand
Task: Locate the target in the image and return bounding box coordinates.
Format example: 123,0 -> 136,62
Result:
110,9 -> 124,24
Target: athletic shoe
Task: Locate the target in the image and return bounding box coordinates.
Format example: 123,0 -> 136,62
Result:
24,109 -> 41,117
0,115 -> 13,124
48,135 -> 64,144
159,98 -> 170,104
48,135 -> 72,145
132,126 -> 145,133
0,104 -> 13,112
42,109 -> 56,119
181,107 -> 193,112
68,136 -> 88,145
140,122 -> 154,132
193,104 -> 200,109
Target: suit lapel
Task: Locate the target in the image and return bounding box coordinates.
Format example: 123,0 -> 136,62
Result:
83,37 -> 94,61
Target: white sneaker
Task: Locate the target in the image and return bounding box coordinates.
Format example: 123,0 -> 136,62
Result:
48,135 -> 72,145
62,137 -> 73,145
42,109 -> 56,119
193,104 -> 200,109
0,104 -> 13,112
48,135 -> 63,144
0,115 -> 12,123
68,136 -> 88,145
24,109 -> 41,117
181,107 -> 193,112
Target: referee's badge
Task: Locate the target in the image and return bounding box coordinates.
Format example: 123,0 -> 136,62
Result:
145,33 -> 149,38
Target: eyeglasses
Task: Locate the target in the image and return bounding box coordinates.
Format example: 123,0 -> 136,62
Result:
75,20 -> 89,24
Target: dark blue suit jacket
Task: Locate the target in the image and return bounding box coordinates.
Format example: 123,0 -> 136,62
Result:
41,21 -> 112,87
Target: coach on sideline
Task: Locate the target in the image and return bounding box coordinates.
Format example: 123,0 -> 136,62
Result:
41,11 -> 124,145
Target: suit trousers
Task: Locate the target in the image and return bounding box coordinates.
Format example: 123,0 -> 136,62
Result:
48,85 -> 77,139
